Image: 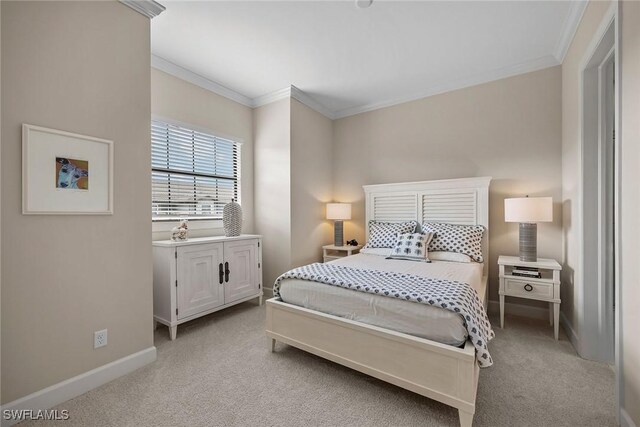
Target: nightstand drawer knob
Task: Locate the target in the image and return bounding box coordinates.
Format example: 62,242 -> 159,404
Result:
524,284 -> 533,292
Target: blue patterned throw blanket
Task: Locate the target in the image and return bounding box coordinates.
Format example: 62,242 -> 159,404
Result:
274,263 -> 494,367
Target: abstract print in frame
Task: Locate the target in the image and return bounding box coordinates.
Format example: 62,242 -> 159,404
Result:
22,124 -> 113,214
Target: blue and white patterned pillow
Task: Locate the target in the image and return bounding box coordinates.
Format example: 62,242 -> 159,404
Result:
364,220 -> 417,249
386,232 -> 434,262
421,222 -> 485,262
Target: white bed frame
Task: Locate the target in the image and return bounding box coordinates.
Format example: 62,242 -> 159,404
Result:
266,176 -> 491,427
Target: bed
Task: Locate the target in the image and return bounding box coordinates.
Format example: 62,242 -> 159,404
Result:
265,176 -> 492,427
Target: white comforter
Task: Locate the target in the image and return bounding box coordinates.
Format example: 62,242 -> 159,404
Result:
277,253 -> 485,346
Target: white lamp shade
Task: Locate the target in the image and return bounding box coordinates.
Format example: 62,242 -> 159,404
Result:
326,203 -> 351,220
504,197 -> 553,223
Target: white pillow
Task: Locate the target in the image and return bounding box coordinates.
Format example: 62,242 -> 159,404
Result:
429,251 -> 473,263
386,232 -> 434,262
359,247 -> 392,256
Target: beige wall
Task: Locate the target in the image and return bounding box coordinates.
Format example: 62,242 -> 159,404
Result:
254,98 -> 292,288
254,98 -> 333,290
620,1 -> 640,424
1,1 -> 153,403
290,99 -> 334,268
150,69 -> 255,240
561,0 -> 612,344
333,66 -> 563,306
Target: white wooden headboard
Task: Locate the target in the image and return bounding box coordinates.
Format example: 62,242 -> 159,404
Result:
363,177 -> 492,273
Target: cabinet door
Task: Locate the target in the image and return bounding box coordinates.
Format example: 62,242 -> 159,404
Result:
177,243 -> 224,319
224,240 -> 259,303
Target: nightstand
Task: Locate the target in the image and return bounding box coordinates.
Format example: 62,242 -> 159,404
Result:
498,255 -> 562,340
323,244 -> 362,263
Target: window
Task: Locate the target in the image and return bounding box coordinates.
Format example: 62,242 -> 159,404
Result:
151,120 -> 240,221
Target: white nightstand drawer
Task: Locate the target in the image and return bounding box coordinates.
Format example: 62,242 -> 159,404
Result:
504,278 -> 553,300
324,255 -> 343,263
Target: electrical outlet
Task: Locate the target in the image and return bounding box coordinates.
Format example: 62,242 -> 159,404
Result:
94,329 -> 107,349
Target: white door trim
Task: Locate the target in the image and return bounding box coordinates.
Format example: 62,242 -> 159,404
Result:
576,1 -> 622,423
612,2 -> 623,423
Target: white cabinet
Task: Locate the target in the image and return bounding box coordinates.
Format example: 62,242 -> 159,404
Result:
153,235 -> 262,340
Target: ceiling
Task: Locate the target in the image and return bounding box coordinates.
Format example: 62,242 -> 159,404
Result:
151,1 -> 586,119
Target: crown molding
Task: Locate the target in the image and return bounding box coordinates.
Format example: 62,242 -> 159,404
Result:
554,1 -> 589,63
151,57 -> 334,118
119,0 -> 165,19
332,54 -> 560,119
153,53 -> 559,121
151,55 -> 253,107
290,86 -> 335,119
151,56 -> 333,117
251,87 -> 292,108
252,86 -> 334,119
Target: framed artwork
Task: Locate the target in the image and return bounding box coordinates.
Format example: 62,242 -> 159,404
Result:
22,124 -> 113,214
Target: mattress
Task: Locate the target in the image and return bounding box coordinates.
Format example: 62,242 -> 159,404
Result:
277,253 -> 485,346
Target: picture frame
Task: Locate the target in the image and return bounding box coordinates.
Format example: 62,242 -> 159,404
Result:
22,124 -> 114,214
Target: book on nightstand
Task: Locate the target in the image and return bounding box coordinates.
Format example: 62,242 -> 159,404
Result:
511,266 -> 542,279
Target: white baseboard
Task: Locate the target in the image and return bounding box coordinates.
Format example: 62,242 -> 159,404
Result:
488,300 -> 550,321
0,346 -> 156,426
560,311 -> 582,354
622,408 -> 638,427
263,287 -> 274,299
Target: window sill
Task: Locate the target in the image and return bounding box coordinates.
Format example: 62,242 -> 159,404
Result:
152,219 -> 224,232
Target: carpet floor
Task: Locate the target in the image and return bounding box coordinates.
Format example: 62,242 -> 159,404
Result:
25,301 -> 616,426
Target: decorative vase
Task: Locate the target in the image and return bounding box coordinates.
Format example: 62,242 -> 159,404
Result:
223,199 -> 242,237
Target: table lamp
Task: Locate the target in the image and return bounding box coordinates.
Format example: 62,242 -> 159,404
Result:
326,203 -> 351,246
504,196 -> 552,262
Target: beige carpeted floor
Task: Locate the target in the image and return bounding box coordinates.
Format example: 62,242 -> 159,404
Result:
24,301 -> 616,427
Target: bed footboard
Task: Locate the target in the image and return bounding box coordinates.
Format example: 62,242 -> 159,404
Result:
266,298 -> 479,427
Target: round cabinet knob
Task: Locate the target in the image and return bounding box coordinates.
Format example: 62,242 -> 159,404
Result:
524,284 -> 533,292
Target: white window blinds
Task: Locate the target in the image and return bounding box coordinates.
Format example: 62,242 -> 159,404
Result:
151,120 -> 240,220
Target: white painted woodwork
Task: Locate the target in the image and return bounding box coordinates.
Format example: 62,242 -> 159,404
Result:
224,240 -> 259,304
422,190 -> 477,225
266,299 -> 479,427
364,176 -> 491,276
504,278 -> 554,300
0,347 -> 157,427
322,244 -> 362,263
119,0 -> 165,19
153,235 -> 262,340
268,177 -> 491,427
578,11 -> 618,365
177,243 -> 224,319
371,193 -> 417,222
498,255 -> 562,339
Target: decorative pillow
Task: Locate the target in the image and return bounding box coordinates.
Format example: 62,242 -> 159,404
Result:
421,222 -> 485,262
364,220 -> 418,249
386,232 -> 434,262
429,251 -> 473,263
